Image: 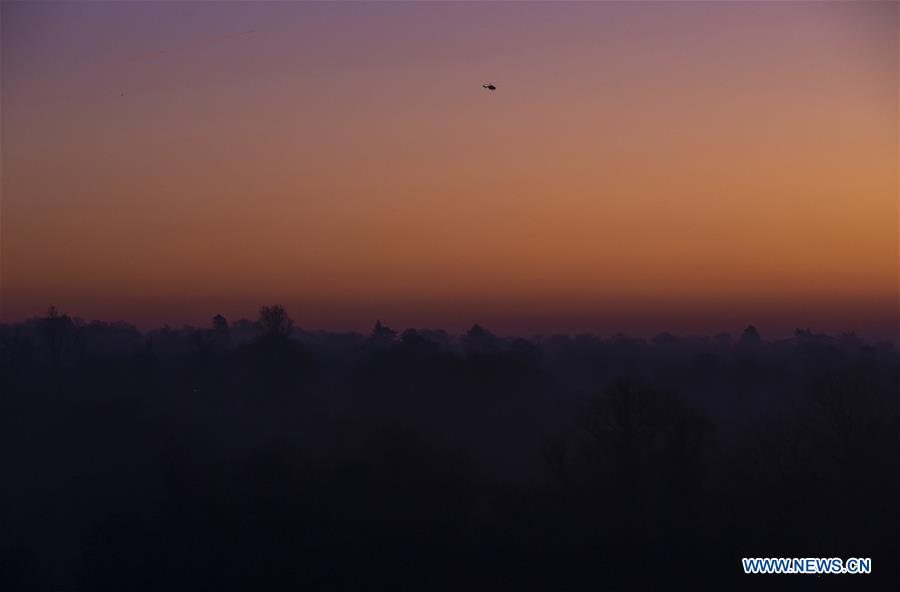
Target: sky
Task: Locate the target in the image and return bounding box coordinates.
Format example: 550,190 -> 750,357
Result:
1,1 -> 897,338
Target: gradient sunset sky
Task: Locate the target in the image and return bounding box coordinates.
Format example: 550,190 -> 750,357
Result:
2,1 -> 897,337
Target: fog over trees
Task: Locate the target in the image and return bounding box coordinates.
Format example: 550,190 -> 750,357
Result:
1,306 -> 898,589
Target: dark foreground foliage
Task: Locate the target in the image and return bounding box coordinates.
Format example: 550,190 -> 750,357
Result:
1,309 -> 898,590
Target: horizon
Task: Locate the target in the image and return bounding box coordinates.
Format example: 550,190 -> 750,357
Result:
4,304 -> 895,343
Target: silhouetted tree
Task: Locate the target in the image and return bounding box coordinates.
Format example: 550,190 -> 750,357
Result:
462,323 -> 498,355
794,327 -> 814,339
258,305 -> 293,337
740,324 -> 761,345
40,305 -> 74,367
212,314 -> 228,332
370,320 -> 397,346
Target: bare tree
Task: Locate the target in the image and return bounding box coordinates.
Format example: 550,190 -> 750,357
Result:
258,305 -> 294,337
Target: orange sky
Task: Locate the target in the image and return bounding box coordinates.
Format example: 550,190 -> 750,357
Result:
1,1 -> 897,337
